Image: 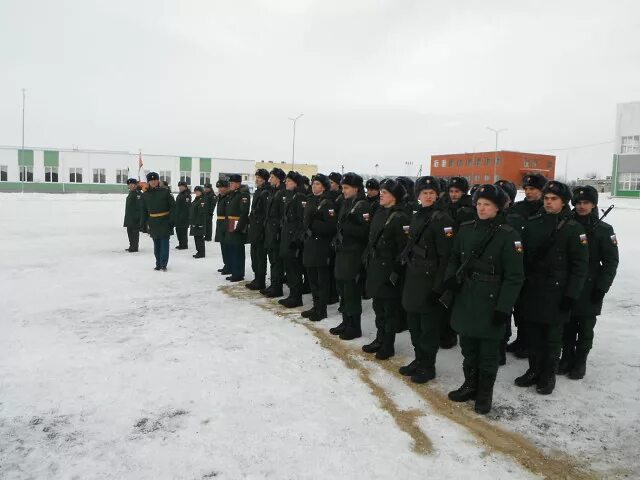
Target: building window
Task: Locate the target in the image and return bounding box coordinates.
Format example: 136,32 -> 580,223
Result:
524,159 -> 530,167
243,174 -> 249,181
19,166 -> 34,182
547,160 -> 553,168
69,168 -> 83,183
116,169 -> 129,184
494,174 -> 500,182
466,158 -> 473,166
434,160 -> 439,168
618,172 -> 640,191
0,165 -> 7,181
198,172 -> 209,185
496,157 -> 501,165
159,170 -> 171,185
457,159 -> 463,167
484,158 -> 491,166
483,174 -> 490,181
93,168 -> 106,183
180,171 -> 192,185
621,135 -> 640,154
45,166 -> 58,182
474,174 -> 480,182
448,159 -> 454,167
475,158 -> 481,166
531,160 -> 538,167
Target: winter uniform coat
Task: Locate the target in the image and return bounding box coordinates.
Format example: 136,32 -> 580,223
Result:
123,189 -> 143,227
401,205 -> 455,313
302,191 -> 337,268
365,204 -> 411,299
279,188 -> 307,258
366,194 -> 380,218
442,194 -> 476,232
214,193 -> 229,243
204,191 -> 217,216
446,216 -> 525,340
140,186 -> 176,238
335,193 -> 371,281
571,211 -> 619,317
224,187 -> 251,245
174,189 -> 192,227
519,207 -> 589,325
264,184 -> 287,249
189,194 -> 207,237
512,198 -> 543,220
248,184 -> 270,244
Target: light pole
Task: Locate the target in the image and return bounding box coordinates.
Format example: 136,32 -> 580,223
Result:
375,163 -> 379,177
486,126 -> 507,182
289,113 -> 303,170
21,88 -> 26,193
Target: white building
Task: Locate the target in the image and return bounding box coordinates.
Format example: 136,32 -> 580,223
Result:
612,101 -> 640,198
0,146 -> 255,193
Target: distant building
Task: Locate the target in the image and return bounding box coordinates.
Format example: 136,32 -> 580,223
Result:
430,150 -> 556,187
255,161 -> 318,179
575,177 -> 612,193
0,146 -> 255,193
612,101 -> 640,198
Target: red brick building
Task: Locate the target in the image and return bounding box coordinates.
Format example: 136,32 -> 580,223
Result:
430,151 -> 556,187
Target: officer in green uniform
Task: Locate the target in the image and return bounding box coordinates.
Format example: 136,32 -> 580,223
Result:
223,174 -> 250,282
204,183 -> 217,241
261,168 -> 287,298
140,172 -> 176,271
174,181 -> 192,250
279,171 -> 307,308
123,178 -> 142,252
190,186 -> 207,258
363,179 -> 410,360
246,169 -> 271,291
559,186 -> 618,379
400,176 -> 455,384
365,178 -> 380,217
330,173 -> 370,339
445,185 -> 524,414
442,176 -> 476,232
300,174 -> 337,321
515,180 -> 588,395
215,179 -> 230,274
507,173 -> 548,358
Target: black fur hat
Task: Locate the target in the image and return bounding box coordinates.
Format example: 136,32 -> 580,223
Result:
286,170 -> 302,185
395,176 -> 415,201
341,172 -> 364,189
365,178 -> 380,190
572,185 -> 599,206
126,178 -> 138,185
473,184 -> 509,210
228,173 -> 242,183
204,183 -> 213,189
270,168 -> 286,182
301,175 -> 310,188
522,173 -> 548,191
255,168 -> 270,181
414,176 -> 441,196
495,180 -> 517,203
193,186 -> 204,193
216,179 -> 229,188
312,173 -> 331,191
448,176 -> 470,193
178,180 -> 188,187
543,180 -> 572,203
380,178 -> 407,202
146,171 -> 159,181
328,172 -> 342,185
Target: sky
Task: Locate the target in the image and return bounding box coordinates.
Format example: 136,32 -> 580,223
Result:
1,0 -> 640,178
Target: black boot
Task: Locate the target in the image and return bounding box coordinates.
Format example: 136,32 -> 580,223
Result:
536,357 -> 557,395
308,306 -> 327,322
399,359 -> 419,377
362,330 -> 384,353
278,296 -> 303,308
245,278 -> 265,291
506,332 -> 524,352
568,348 -> 589,380
301,307 -> 316,318
557,345 -> 575,375
261,285 -> 284,298
474,373 -> 497,414
375,330 -> 395,360
340,314 -> 362,340
448,367 -> 478,402
439,332 -> 458,349
514,355 -> 540,387
329,314 -> 347,335
411,365 -> 436,384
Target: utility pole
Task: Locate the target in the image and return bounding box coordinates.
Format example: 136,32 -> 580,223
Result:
486,126 -> 507,182
289,114 -> 303,170
21,88 -> 26,193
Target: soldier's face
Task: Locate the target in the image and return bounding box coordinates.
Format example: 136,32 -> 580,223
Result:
575,200 -> 595,216
544,194 -> 564,214
269,175 -> 281,187
342,184 -> 357,199
379,189 -> 396,207
367,188 -> 379,198
195,190 -> 202,197
128,183 -> 137,191
311,181 -> 325,196
476,198 -> 499,220
229,181 -> 241,191
179,185 -> 187,192
149,179 -> 159,188
525,187 -> 542,201
330,181 -> 340,191
418,189 -> 438,207
285,178 -> 296,191
218,187 -> 228,195
448,187 -> 463,202
256,177 -> 265,187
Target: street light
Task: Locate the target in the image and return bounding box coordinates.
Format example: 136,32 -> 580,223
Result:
486,126 -> 507,182
289,113 -> 303,170
21,88 -> 26,193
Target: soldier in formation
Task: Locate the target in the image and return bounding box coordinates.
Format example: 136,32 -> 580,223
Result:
123,178 -> 142,252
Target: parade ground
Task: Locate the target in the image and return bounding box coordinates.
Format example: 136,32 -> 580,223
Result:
1,193 -> 639,479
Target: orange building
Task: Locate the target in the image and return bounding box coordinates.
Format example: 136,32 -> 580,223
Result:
430,151 -> 556,187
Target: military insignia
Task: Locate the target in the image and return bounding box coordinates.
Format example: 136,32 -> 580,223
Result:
301,201 -> 307,207
579,233 -> 588,246
403,225 -> 410,234
443,226 -> 454,237
611,234 -> 618,246
328,209 -> 335,216
514,240 -> 523,253
580,190 -> 584,195
242,197 -> 248,203
201,202 -> 205,207
362,213 -> 370,222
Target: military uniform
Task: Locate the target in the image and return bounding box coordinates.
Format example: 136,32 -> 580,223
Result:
279,185 -> 307,307
223,185 -> 250,281
140,180 -> 176,270
174,188 -> 192,249
442,194 -> 476,232
123,185 -> 142,252
326,187 -> 343,304
262,182 -> 287,296
247,181 -> 270,290
190,190 -> 207,257
204,189 -> 217,241
215,190 -> 230,273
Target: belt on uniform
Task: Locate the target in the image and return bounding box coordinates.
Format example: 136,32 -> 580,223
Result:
217,216 -> 225,220
468,271 -> 500,283
149,211 -> 170,218
227,216 -> 240,220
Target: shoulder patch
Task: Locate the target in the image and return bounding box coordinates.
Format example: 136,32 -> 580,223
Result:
403,225 -> 410,234
328,209 -> 335,216
443,226 -> 454,237
362,212 -> 371,222
514,240 -> 523,253
579,233 -> 589,246
611,234 -> 618,246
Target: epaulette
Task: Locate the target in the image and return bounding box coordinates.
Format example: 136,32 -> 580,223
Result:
460,219 -> 476,227
567,219 -> 579,226
527,213 -> 543,221
499,224 -> 515,233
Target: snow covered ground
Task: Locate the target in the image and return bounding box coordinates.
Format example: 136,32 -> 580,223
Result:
0,193 -> 638,479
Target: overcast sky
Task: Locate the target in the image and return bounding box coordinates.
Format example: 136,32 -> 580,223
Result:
1,0 -> 640,178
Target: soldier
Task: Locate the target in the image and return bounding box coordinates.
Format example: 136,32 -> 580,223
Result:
203,183 -> 217,242
300,174 -> 337,321
223,174 -> 250,282
331,172 -> 370,339
515,181 -> 588,395
442,176 -> 475,232
363,179 -> 410,360
327,172 -> 344,304
215,179 -> 230,274
246,169 -> 271,291
507,173 -> 548,358
261,168 -> 287,298
400,176 -> 455,383
365,178 -> 380,217
559,186 -> 618,379
396,176 -> 419,214
278,171 -> 307,308
445,185 -> 524,414
123,178 -> 142,252
174,181 -> 192,250
140,172 -> 176,271
190,186 -> 207,258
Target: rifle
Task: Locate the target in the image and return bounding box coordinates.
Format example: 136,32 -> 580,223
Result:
586,205 -> 614,234
439,222 -> 499,309
362,210 -> 399,268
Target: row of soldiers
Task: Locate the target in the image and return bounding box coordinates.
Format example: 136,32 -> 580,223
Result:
125,169 -> 619,415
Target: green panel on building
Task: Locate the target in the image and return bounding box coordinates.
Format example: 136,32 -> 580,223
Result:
180,157 -> 192,171
18,149 -> 34,166
200,158 -> 211,172
44,150 -> 59,167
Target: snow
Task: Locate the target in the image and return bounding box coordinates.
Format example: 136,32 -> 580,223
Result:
0,193 -> 638,479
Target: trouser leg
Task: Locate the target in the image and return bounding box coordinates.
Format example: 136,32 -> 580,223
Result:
160,237 -> 170,267
284,255 -> 304,298
421,305 -> 445,368
267,247 -> 284,287
205,216 -> 213,240
575,316 -> 597,351
406,312 -> 423,363
194,236 -> 205,255
153,238 -> 161,267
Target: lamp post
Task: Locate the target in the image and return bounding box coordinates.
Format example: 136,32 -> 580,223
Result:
21,88 -> 26,193
289,114 -> 303,170
486,126 -> 507,182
